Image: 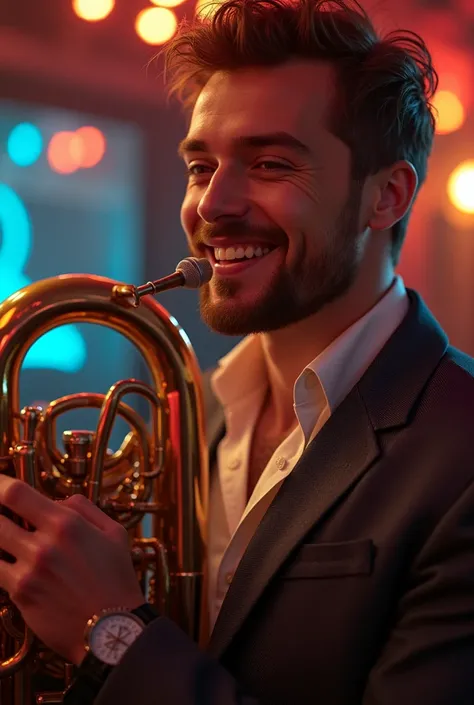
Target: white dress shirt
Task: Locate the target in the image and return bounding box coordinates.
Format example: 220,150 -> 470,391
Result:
208,277 -> 409,631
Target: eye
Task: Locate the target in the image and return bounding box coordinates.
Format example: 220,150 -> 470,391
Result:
254,160 -> 289,171
186,163 -> 213,177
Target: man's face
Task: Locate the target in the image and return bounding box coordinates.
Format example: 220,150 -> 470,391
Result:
179,60 -> 368,335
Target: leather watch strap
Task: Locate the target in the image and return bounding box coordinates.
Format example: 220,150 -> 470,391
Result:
130,602 -> 160,625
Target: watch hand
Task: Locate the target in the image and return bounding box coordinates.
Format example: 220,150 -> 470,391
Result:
112,636 -> 130,647
104,630 -> 132,648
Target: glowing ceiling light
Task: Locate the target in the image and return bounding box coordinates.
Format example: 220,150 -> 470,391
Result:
150,0 -> 186,6
72,0 -> 115,22
433,90 -> 466,135
447,160 -> 474,214
135,7 -> 178,45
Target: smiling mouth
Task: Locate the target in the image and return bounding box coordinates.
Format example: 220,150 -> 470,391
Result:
201,243 -> 282,278
209,244 -> 275,263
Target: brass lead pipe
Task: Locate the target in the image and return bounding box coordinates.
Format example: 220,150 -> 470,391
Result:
0,268 -> 209,703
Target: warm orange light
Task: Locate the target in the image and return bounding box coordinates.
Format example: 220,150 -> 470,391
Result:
72,0 -> 115,21
195,0 -> 225,18
150,0 -> 186,6
47,128 -> 106,174
75,126 -> 106,168
47,132 -> 82,174
447,160 -> 474,214
135,7 -> 178,45
433,89 -> 466,135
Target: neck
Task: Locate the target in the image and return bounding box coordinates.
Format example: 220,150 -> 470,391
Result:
259,262 -> 395,433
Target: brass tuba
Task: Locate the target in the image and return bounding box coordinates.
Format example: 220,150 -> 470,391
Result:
0,258 -> 211,704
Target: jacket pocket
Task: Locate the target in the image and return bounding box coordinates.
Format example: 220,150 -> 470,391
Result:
282,538 -> 374,579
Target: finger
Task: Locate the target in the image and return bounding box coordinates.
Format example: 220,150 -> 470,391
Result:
0,514 -> 32,562
0,476 -> 59,529
0,558 -> 16,595
62,494 -> 119,534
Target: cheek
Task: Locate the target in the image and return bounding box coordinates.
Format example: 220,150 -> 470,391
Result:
180,190 -> 197,237
257,192 -> 305,239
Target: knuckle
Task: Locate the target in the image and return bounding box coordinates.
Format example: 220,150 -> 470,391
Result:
64,493 -> 90,508
110,521 -> 128,543
11,572 -> 37,605
2,480 -> 27,511
53,512 -> 84,543
32,542 -> 58,574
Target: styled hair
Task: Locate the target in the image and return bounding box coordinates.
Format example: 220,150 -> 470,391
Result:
164,0 -> 438,264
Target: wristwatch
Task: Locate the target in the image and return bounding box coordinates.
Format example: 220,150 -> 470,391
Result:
63,603 -> 159,704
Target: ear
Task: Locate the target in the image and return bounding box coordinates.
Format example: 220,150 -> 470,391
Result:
368,161 -> 419,231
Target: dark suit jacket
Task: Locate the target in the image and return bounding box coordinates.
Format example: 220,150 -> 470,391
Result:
96,289 -> 474,705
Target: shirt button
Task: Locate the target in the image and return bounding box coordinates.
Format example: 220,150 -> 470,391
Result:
225,571 -> 234,585
275,456 -> 287,471
227,457 -> 241,470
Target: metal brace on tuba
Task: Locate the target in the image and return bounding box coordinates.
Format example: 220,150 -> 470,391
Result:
0,257 -> 212,704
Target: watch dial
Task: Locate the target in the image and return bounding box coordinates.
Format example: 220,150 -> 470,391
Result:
90,614 -> 144,665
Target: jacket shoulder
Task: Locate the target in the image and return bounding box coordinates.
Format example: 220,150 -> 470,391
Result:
444,346 -> 474,379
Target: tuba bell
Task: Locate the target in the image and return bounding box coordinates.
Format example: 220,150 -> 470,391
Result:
0,258 -> 211,704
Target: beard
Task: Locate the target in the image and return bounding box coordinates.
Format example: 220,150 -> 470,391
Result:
195,180 -> 365,336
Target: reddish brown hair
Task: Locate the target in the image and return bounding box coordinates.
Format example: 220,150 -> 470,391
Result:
164,0 -> 438,264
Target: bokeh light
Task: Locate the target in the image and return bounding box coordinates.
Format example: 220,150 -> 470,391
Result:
447,160 -> 474,214
150,0 -> 186,6
46,127 -> 107,174
72,0 -> 115,22
7,123 -> 43,167
75,126 -> 106,168
433,90 -> 466,135
135,7 -> 178,45
47,132 -> 83,174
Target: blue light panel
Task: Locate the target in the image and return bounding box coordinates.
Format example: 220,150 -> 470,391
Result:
0,183 -> 87,372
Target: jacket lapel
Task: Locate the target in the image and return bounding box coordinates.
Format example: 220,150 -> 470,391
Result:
202,368 -> 225,463
207,387 -> 379,657
206,290 -> 448,658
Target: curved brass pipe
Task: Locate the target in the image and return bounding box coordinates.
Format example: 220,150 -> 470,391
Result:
0,273 -> 208,700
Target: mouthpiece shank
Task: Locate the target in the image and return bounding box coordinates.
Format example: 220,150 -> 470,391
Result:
112,257 -> 212,307
135,271 -> 185,299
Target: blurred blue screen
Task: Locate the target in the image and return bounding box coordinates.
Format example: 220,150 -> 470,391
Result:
0,99 -> 145,449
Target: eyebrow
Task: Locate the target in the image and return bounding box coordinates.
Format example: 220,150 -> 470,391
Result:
177,131 -> 312,158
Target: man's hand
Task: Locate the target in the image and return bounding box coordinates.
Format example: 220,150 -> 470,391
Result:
0,475 -> 145,666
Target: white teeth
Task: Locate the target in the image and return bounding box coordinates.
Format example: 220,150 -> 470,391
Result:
214,244 -> 273,261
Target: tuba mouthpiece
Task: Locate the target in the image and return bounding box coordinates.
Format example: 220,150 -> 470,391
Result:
176,257 -> 213,289
113,257 -> 213,307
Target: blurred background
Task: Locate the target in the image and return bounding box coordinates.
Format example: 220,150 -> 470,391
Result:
0,0 -> 473,447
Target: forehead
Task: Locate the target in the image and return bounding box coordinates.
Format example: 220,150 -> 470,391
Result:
187,60 -> 337,146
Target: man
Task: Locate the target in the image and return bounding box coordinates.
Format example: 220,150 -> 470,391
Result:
1,0 -> 474,703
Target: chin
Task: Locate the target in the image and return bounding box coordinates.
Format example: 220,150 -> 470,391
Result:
200,299 -> 258,336
198,283 -> 257,335
199,296 -> 301,336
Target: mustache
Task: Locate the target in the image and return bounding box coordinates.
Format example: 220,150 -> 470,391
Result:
193,221 -> 287,248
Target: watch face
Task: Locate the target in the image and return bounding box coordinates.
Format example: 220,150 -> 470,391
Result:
89,613 -> 144,665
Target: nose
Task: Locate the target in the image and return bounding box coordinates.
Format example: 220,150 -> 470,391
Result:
197,167 -> 250,223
